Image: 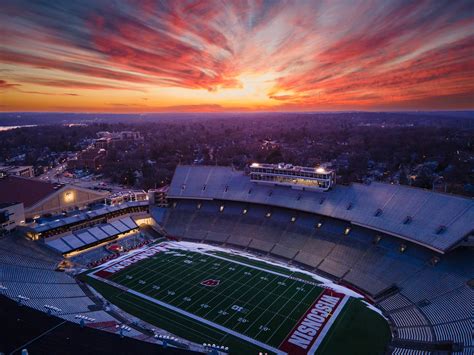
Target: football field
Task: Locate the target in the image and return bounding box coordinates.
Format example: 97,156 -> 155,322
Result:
86,242 -> 390,354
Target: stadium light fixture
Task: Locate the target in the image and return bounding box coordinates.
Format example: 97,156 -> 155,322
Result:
316,167 -> 326,173
219,205 -> 224,212
242,208 -> 248,215
344,227 -> 351,235
17,295 -> 30,306
75,314 -> 95,328
44,304 -> 62,315
116,324 -> 132,338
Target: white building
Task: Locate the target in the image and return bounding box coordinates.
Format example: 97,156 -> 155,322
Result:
0,202 -> 25,233
249,162 -> 335,191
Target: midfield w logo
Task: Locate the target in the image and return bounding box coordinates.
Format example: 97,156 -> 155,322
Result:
200,279 -> 220,287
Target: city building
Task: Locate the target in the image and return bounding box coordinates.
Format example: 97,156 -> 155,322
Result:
0,165 -> 34,178
0,202 -> 25,233
105,190 -> 148,206
0,175 -> 109,219
95,131 -> 144,148
68,147 -> 107,171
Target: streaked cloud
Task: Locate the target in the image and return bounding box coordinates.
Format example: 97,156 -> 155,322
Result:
0,0 -> 473,111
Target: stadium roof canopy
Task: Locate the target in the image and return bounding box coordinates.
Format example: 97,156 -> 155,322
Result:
45,216 -> 138,254
33,200 -> 148,233
168,166 -> 474,254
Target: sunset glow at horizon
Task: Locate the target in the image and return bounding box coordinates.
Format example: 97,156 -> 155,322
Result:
1,0 -> 473,112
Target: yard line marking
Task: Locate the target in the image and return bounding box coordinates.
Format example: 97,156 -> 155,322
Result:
127,251 -> 271,319
100,270 -> 285,353
132,252 -> 214,296
110,252 -> 178,285
114,257 -> 188,296
120,249 -> 219,299
248,278 -> 311,340
108,243 -> 315,304
255,280 -> 316,336
126,287 -> 285,355
171,245 -> 320,286
219,273 -> 282,328
260,284 -> 321,344
174,258 -> 251,310
115,292 -> 226,341
205,271 -> 270,324
92,242 -> 352,353
109,247 -> 300,319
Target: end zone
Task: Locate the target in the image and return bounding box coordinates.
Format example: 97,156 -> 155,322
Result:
280,289 -> 349,354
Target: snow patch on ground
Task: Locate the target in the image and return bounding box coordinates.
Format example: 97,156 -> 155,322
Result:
159,241 -> 385,316
92,239 -> 385,317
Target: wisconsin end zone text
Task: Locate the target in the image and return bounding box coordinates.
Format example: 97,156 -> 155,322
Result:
280,289 -> 347,354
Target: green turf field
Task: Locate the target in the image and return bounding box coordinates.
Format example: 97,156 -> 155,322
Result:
85,241 -> 391,354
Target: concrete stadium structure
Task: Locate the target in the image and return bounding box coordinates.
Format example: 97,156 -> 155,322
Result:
161,165 -> 474,354
168,166 -> 473,253
1,165 -> 472,354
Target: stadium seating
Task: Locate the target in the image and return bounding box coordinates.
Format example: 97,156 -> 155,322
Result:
0,234 -> 160,345
397,326 -> 433,342
391,348 -> 431,355
270,244 -> 298,260
433,320 -> 473,348
162,198 -> 474,354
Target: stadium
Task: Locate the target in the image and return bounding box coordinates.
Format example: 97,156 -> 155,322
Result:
1,164 -> 473,355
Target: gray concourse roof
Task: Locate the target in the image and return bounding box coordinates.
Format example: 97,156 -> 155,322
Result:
33,200 -> 148,233
168,165 -> 474,253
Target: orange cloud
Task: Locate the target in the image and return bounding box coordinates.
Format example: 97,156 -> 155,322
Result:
0,0 -> 473,112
